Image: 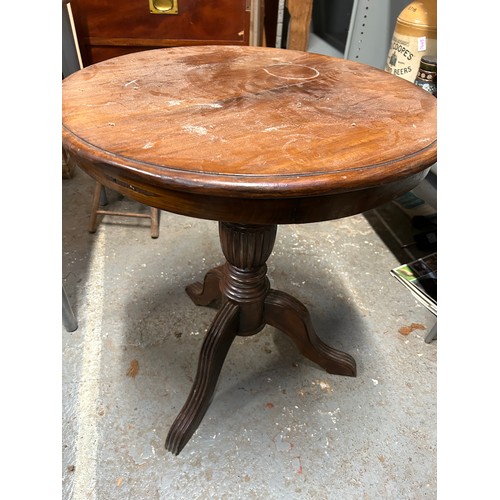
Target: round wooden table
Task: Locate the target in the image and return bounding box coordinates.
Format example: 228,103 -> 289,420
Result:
62,46 -> 437,455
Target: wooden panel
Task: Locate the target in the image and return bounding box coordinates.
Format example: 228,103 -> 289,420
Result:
70,0 -> 251,66
286,0 -> 313,51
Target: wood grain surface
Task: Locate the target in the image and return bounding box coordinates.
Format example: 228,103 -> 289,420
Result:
62,45 -> 437,224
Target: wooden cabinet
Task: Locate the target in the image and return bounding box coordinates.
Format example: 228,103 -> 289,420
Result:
69,0 -> 251,66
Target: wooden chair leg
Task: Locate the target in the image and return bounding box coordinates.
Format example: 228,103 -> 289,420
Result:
150,208 -> 160,238
88,181 -> 161,237
88,182 -> 103,233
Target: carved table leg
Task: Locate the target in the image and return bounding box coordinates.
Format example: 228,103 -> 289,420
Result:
264,289 -> 356,376
185,265 -> 225,307
165,301 -> 239,455
166,222 -> 356,454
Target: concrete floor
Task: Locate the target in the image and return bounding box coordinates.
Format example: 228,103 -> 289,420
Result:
62,167 -> 437,499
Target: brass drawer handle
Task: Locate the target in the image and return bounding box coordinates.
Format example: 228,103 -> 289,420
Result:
149,0 -> 178,14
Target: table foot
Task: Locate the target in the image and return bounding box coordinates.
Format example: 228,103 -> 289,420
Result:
264,290 -> 356,377
185,265 -> 224,307
165,301 -> 239,455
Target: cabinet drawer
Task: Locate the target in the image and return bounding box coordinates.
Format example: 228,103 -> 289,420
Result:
70,0 -> 251,66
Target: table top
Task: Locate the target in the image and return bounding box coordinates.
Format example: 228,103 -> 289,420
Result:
62,45 -> 437,224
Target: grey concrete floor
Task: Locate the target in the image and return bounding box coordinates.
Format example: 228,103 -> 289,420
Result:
62,167 -> 437,499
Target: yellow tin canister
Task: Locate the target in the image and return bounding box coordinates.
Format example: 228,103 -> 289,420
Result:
385,0 -> 437,82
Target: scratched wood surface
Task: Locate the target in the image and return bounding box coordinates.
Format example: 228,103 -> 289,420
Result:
62,46 -> 437,224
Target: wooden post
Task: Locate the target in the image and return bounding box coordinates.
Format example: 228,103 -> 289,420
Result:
285,0 -> 313,51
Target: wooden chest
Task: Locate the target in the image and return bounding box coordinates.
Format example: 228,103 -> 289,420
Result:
69,0 -> 251,67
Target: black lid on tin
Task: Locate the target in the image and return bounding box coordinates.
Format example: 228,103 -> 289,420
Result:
420,56 -> 437,72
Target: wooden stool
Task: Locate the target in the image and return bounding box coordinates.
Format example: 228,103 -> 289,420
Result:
88,182 -> 160,238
